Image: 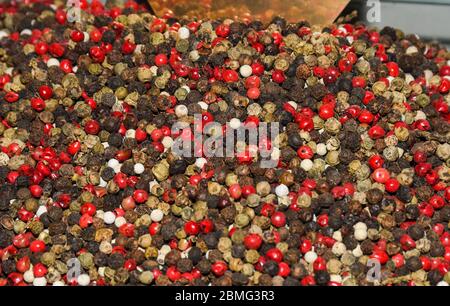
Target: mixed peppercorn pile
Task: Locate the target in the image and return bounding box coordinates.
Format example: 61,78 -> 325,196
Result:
0,0 -> 449,286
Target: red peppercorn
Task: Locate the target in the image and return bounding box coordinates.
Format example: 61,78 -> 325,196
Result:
79,214 -> 93,228
122,39 -> 136,54
33,263 -> 48,277
317,214 -> 329,227
371,168 -> 390,183
251,62 -> 264,76
118,223 -> 135,237
16,256 -> 30,273
244,233 -> 263,250
266,248 -> 283,262
200,219 -> 214,233
55,9 -> 67,24
260,203 -> 275,217
338,58 -> 353,72
228,184 -> 242,199
132,189 -> 148,203
29,185 -> 43,198
70,30 -> 85,42
386,62 -> 399,77
414,151 -> 427,163
278,262 -> 290,277
271,69 -> 285,83
223,69 -> 239,83
319,103 -> 335,119
271,211 -> 286,227
89,28 -> 102,42
352,76 -> 366,88
30,97 -> 45,112
400,234 -> 416,251
368,154 -> 384,170
30,240 -> 46,253
34,42 -> 48,55
297,145 -> 313,159
184,221 -> 200,236
358,110 -> 374,124
123,259 -> 137,271
313,256 -> 327,271
363,90 -> 375,105
215,24 -> 230,37
84,119 -> 100,135
67,141 -> 81,155
39,85 -> 53,100
385,178 -> 400,193
247,87 -> 260,100
415,162 -> 432,177
211,261 -> 227,276
392,254 -> 405,268
429,195 -> 445,209
425,170 -> 439,185
49,43 -> 65,57
89,46 -> 105,63
241,185 -> 256,198
59,59 -> 73,73
150,129 -> 163,142
80,202 -> 96,216
368,125 -> 385,139
154,53 -> 168,66
370,250 -> 389,265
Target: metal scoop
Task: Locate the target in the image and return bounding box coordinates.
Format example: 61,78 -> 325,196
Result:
147,0 -> 350,25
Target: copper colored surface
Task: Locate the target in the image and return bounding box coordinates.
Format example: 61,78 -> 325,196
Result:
147,0 -> 350,25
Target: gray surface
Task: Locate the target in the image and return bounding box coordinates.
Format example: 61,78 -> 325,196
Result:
361,1 -> 450,47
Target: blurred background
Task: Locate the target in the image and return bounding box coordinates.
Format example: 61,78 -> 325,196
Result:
2,0 -> 449,47
343,0 -> 450,48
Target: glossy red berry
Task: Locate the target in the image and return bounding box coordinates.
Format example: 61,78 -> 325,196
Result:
211,261 -> 227,276
29,185 -> 43,198
90,46 -> 105,63
272,70 -> 285,83
244,233 -> 263,250
67,141 -> 81,155
223,69 -> 239,83
122,39 -> 136,54
386,62 -> 399,77
70,30 -> 85,42
39,85 -> 53,100
368,125 -> 385,139
319,103 -> 334,119
247,87 -> 260,99
271,211 -> 286,227
368,154 -> 384,170
372,168 -> 390,183
49,43 -> 65,57
385,178 -> 400,193
266,248 -> 283,262
30,240 -> 46,253
132,189 -> 148,203
184,221 -> 200,236
34,42 -> 48,55
297,145 -> 314,159
358,110 -> 374,124
154,53 -> 168,66
228,184 -> 242,199
33,263 -> 48,277
80,202 -> 96,216
30,97 -> 45,112
215,24 -> 230,37
84,119 -> 100,135
352,76 -> 366,88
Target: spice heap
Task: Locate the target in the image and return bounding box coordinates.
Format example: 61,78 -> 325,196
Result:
0,0 -> 449,287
